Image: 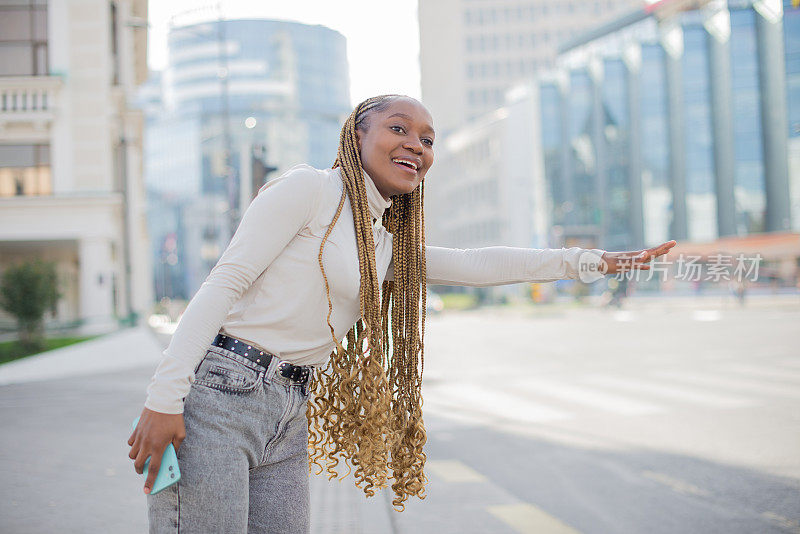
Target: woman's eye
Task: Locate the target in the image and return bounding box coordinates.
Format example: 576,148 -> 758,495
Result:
422,138 -> 434,147
390,125 -> 405,133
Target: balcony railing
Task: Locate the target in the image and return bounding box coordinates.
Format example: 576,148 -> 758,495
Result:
0,76 -> 63,123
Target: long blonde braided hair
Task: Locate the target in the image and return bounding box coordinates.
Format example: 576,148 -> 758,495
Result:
307,95 -> 428,509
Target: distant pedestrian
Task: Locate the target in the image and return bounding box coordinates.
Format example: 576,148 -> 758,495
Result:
127,94 -> 676,532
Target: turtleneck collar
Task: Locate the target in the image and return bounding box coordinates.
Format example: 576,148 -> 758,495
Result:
362,168 -> 392,222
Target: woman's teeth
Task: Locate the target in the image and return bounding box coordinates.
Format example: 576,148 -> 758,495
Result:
391,158 -> 418,171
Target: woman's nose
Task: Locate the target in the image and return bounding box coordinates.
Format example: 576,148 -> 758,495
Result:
403,139 -> 423,154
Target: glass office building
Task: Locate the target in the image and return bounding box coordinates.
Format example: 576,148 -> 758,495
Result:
141,19 -> 351,299
537,0 -> 795,252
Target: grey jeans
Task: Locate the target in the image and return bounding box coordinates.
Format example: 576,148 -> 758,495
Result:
147,344 -> 313,533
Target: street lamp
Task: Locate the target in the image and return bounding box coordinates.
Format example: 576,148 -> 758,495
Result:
169,3 -> 238,240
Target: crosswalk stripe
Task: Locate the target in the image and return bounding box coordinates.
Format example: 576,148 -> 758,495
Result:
427,383 -> 572,423
652,370 -> 800,399
487,504 -> 582,534
426,460 -> 487,483
691,310 -> 722,321
641,470 -> 711,496
718,364 -> 800,383
579,374 -> 758,408
509,379 -> 664,415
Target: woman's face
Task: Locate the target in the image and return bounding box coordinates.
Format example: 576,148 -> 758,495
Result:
356,97 -> 435,200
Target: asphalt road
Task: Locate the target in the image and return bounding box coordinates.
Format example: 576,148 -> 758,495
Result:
1,299 -> 798,533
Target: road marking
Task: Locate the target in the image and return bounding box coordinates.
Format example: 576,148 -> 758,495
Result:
761,511 -> 800,533
509,379 -> 664,416
719,364 -> 800,383
427,383 -> 572,423
691,310 -> 721,321
487,503 -> 582,534
641,470 -> 711,497
426,460 -> 487,483
653,370 -> 800,400
612,310 -> 635,322
580,374 -> 758,408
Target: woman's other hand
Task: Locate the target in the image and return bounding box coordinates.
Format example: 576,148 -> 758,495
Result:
127,407 -> 186,494
600,240 -> 677,275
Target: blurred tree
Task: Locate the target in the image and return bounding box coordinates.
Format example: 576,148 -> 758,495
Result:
0,259 -> 61,351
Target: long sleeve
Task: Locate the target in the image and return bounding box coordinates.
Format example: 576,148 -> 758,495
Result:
386,245 -> 607,287
144,165 -> 325,414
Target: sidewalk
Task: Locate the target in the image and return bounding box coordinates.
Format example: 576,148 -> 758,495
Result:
0,325 -> 395,533
0,324 -> 164,386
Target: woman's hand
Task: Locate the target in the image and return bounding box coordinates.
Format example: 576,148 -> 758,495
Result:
599,240 -> 677,276
127,407 -> 186,494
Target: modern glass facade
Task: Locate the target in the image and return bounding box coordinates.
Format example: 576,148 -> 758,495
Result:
142,19 -> 351,299
567,69 -> 597,227
639,43 -> 672,246
681,21 -> 717,242
537,1 -> 794,253
785,1 -> 800,230
539,83 -> 563,224
730,6 -> 766,234
602,58 -> 632,250
785,1 -> 800,140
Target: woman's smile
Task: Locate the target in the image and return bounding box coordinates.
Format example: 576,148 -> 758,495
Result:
391,157 -> 420,176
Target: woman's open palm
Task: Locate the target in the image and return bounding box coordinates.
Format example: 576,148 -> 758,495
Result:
600,240 -> 677,275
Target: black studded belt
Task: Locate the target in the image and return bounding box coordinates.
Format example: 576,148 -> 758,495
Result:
212,333 -> 312,386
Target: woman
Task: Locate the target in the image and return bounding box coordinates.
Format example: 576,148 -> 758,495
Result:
127,94 -> 676,533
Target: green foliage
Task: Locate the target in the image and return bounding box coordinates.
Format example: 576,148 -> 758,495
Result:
440,293 -> 478,310
0,335 -> 97,365
0,259 -> 61,351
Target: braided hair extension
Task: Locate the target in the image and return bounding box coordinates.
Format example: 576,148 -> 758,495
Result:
307,95 -> 429,510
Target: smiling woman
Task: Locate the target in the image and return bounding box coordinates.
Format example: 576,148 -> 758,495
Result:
129,93 -> 676,533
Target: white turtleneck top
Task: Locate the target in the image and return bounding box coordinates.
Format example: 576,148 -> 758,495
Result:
145,164 -> 606,414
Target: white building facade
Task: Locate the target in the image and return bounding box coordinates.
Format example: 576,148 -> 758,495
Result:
425,87 -> 557,301
0,0 -> 152,333
418,0 -> 642,135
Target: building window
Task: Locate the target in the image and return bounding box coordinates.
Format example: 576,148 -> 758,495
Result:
0,0 -> 48,76
0,144 -> 52,196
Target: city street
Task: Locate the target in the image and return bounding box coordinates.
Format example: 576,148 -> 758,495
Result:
0,298 -> 798,533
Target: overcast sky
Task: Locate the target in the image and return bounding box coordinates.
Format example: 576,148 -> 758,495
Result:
147,0 -> 422,106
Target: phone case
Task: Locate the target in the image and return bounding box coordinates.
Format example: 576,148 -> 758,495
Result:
131,416 -> 181,495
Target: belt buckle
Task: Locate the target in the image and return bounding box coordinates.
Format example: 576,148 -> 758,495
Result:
277,361 -> 295,380
278,361 -> 308,383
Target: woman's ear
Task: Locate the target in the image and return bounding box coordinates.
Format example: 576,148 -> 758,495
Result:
355,128 -> 362,151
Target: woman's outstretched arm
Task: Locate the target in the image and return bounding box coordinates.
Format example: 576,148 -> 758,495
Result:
386,245 -> 607,286
385,240 -> 678,286
422,245 -> 608,286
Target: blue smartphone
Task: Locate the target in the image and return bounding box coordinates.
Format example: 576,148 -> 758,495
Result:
131,416 -> 181,494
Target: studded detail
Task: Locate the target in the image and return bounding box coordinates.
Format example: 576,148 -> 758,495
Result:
212,333 -> 311,388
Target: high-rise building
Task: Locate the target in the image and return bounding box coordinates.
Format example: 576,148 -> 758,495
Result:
142,19 -> 351,300
418,0 -> 642,135
537,0 -> 796,252
0,0 -> 152,331
424,0 -> 800,298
